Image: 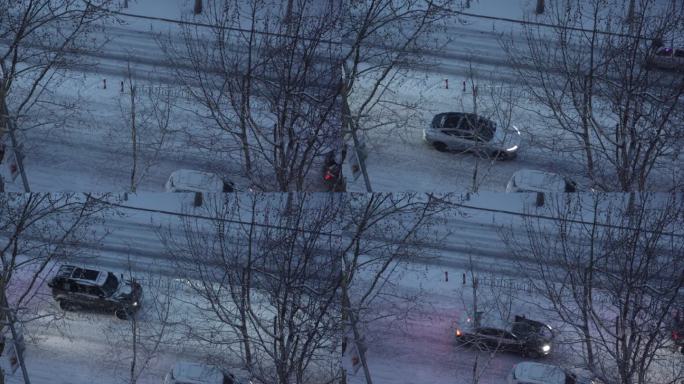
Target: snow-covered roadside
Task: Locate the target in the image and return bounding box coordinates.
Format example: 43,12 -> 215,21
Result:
4,257 -> 336,384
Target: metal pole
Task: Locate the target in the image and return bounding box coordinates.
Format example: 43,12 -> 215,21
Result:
341,65 -> 372,192
6,121 -> 29,192
1,98 -> 30,192
2,290 -> 30,384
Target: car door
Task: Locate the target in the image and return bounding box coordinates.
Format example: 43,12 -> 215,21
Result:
84,285 -> 108,310
454,115 -> 479,151
499,330 -> 522,352
474,328 -> 500,349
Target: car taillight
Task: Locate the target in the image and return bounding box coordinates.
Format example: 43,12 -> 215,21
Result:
673,331 -> 680,340
324,172 -> 334,181
456,328 -> 462,337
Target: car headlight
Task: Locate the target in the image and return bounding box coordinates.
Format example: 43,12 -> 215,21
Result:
542,344 -> 551,352
505,145 -> 518,152
132,301 -> 139,307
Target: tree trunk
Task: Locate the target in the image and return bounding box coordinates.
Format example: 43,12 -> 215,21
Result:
194,0 -> 202,14
536,0 -> 545,14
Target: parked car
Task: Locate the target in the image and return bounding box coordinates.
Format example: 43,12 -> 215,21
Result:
645,47 -> 684,71
507,362 -> 605,384
423,112 -> 521,159
506,169 -> 577,193
163,361 -> 251,384
455,313 -> 554,357
165,169 -> 234,193
47,265 -> 142,320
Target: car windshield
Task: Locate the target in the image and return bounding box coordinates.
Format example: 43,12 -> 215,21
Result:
102,272 -> 119,295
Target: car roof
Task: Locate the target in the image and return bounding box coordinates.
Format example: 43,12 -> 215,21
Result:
511,169 -> 568,192
172,362 -> 225,384
55,265 -> 107,286
169,169 -> 226,192
514,362 -> 566,384
459,311 -> 509,331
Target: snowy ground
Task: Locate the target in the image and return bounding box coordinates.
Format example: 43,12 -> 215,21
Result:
2,0 -> 336,192
345,0 -> 683,192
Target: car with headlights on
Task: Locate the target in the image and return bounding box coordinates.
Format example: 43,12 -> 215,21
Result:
455,313 -> 554,358
47,265 -> 142,320
423,112 -> 521,159
645,46 -> 684,71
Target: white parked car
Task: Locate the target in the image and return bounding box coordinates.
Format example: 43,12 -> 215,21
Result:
507,362 -> 604,384
646,47 -> 684,70
423,112 -> 521,160
165,169 -> 234,193
163,361 -> 250,384
506,169 -> 577,193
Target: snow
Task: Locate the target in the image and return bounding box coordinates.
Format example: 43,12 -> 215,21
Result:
2,1 -> 683,383
512,361 -> 566,384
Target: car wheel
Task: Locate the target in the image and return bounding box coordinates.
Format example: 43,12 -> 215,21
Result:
433,142 -> 448,152
115,308 -> 131,320
59,300 -> 75,311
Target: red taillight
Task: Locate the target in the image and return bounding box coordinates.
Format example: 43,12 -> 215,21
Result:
673,331 -> 680,340
324,173 -> 334,181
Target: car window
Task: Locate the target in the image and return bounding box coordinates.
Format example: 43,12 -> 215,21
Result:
102,273 -> 119,296
477,328 -> 500,337
675,49 -> 684,58
442,129 -> 471,138
443,114 -> 462,129
501,331 -> 517,339
474,118 -> 496,142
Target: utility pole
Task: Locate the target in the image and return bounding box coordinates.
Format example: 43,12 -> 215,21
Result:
0,285 -> 30,384
341,64 -> 372,192
0,98 -> 30,192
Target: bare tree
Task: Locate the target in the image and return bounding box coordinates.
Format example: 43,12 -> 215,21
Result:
0,1 -> 113,189
101,264 -> 174,384
502,193 -> 684,383
0,193 -> 109,383
116,61 -> 174,192
160,1 -> 342,191
339,0 -> 454,189
455,256 -> 519,384
159,193 -> 343,384
338,193 -> 447,383
505,0 -> 684,191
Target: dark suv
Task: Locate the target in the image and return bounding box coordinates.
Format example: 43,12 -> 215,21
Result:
47,265 -> 142,319
455,314 -> 554,357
